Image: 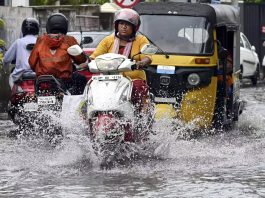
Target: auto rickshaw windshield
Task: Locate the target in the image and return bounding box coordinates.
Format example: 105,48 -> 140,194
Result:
139,15 -> 214,55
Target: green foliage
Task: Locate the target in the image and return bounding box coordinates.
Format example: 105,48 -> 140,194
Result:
30,0 -> 57,5
244,0 -> 265,3
60,0 -> 109,4
0,39 -> 5,47
0,19 -> 5,29
30,0 -> 109,5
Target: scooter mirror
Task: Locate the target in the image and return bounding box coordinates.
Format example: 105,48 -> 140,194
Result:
26,43 -> 35,51
140,44 -> 158,55
82,36 -> 93,45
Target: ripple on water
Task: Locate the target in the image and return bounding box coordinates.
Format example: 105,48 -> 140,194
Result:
0,84 -> 265,197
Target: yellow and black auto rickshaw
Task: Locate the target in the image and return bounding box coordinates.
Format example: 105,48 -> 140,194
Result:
134,2 -> 243,130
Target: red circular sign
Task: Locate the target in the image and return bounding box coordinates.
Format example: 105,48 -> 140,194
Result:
114,0 -> 141,8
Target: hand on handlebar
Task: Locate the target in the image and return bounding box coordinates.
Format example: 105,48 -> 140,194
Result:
135,60 -> 146,70
131,61 -> 145,70
134,57 -> 152,70
75,62 -> 89,71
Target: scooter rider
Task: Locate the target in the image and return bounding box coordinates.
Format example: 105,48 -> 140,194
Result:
90,8 -> 152,112
3,17 -> 39,89
29,13 -> 88,95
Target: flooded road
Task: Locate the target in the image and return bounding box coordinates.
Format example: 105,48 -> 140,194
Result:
1,81 -> 265,197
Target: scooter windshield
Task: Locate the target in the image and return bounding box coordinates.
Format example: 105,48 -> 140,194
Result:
139,15 -> 214,55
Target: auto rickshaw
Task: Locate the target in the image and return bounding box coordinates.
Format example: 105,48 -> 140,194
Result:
133,2 -> 243,130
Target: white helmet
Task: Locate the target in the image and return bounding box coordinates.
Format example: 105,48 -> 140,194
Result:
114,8 -> 141,37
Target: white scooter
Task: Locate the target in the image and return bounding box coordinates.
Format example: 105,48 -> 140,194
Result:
82,44 -> 158,146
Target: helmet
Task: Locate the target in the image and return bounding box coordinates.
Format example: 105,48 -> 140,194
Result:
114,8 -> 141,35
46,13 -> 68,34
21,18 -> 39,37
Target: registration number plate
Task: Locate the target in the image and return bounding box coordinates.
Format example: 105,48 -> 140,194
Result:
157,65 -> 175,74
154,97 -> 176,103
24,102 -> 38,112
38,96 -> 56,105
92,75 -> 122,81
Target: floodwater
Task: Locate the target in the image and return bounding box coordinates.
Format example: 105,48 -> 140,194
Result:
1,80 -> 265,198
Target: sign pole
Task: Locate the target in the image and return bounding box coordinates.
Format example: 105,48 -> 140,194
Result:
113,0 -> 141,8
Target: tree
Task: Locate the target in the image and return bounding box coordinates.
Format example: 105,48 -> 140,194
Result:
30,0 -> 109,5
0,18 -> 4,29
244,0 -> 265,3
30,0 -> 57,5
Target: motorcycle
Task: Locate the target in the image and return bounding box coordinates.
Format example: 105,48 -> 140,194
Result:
7,44 -> 90,142
7,43 -> 38,128
8,72 -> 36,125
80,44 -> 158,167
8,73 -> 70,141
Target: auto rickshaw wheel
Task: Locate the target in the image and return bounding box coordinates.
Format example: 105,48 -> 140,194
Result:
251,65 -> 259,86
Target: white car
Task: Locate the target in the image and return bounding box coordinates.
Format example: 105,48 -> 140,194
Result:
240,32 -> 260,85
67,31 -> 112,56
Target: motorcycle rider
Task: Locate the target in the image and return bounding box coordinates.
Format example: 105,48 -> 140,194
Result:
90,8 -> 152,112
3,17 -> 39,89
29,13 -> 88,95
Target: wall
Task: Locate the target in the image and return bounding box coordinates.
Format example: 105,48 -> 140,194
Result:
0,4 -> 102,112
0,5 -> 101,48
32,5 -> 100,34
12,0 -> 29,7
0,6 -> 33,48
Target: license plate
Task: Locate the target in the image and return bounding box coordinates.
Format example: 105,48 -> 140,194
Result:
24,102 -> 38,112
154,97 -> 176,103
157,65 -> 175,74
92,75 -> 122,81
38,96 -> 56,105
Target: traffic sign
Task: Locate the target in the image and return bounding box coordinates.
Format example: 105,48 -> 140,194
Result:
114,0 -> 141,8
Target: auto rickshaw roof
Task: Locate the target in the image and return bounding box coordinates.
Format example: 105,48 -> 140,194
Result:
133,2 -> 239,31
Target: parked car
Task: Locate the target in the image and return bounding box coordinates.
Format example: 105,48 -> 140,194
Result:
67,31 -> 112,56
240,32 -> 260,85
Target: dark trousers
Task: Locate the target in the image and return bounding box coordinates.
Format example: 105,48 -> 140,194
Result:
62,72 -> 87,95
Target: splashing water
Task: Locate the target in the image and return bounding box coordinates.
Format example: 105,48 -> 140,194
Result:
1,85 -> 265,197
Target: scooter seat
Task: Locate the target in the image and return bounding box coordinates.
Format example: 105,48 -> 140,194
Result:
21,73 -> 36,80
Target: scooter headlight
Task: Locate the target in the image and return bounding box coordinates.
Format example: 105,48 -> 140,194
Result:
187,73 -> 200,86
95,58 -> 125,72
119,85 -> 130,105
86,88 -> 93,105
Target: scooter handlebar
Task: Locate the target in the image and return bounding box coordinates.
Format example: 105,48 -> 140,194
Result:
131,64 -> 149,71
131,64 -> 137,71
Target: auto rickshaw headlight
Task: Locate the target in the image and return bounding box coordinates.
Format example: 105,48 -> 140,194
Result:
187,73 -> 200,86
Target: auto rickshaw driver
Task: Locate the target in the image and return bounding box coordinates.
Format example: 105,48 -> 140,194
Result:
217,45 -> 233,98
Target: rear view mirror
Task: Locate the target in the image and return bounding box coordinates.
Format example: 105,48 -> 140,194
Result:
251,45 -> 256,52
82,36 -> 93,45
140,44 -> 158,55
26,43 -> 35,51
